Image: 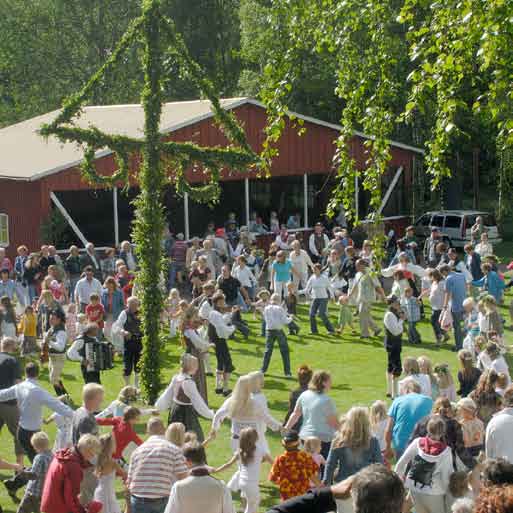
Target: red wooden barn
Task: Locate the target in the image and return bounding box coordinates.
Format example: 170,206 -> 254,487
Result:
0,98 -> 422,254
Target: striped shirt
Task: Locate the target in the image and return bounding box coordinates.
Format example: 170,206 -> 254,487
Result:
128,435 -> 187,499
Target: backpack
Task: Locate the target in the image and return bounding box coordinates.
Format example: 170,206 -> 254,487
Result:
407,454 -> 436,488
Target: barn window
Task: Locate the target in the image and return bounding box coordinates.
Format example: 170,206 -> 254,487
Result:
0,214 -> 9,247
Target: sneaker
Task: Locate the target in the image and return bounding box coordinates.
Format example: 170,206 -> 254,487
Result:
386,393 -> 392,399
222,389 -> 232,397
215,388 -> 223,395
284,373 -> 293,378
374,328 -> 382,337
2,479 -> 20,504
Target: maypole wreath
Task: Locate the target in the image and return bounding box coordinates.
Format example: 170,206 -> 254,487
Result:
39,0 -> 261,402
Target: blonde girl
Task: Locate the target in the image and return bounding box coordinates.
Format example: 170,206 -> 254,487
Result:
304,436 -> 326,475
214,427 -> 272,513
369,401 -> 388,454
399,357 -> 432,398
434,363 -> 456,401
166,422 -> 186,447
94,433 -> 126,513
482,295 -> 504,341
418,356 -> 439,400
166,288 -> 181,337
0,296 -> 17,340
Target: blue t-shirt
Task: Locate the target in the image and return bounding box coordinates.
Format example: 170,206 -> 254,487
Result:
272,260 -> 293,283
297,390 -> 337,443
388,393 -> 433,452
445,271 -> 467,312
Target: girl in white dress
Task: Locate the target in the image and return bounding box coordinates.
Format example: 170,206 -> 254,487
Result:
94,433 -> 126,513
214,427 -> 272,513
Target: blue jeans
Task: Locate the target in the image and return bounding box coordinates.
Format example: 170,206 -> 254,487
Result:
261,329 -> 291,375
309,298 -> 334,333
27,284 -> 38,303
452,310 -> 464,350
131,495 -> 168,513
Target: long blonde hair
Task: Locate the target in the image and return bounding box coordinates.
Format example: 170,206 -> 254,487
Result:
369,401 -> 387,432
228,375 -> 255,419
96,433 -> 115,476
334,407 -> 371,450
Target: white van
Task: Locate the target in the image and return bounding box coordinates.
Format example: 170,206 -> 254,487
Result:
414,210 -> 502,248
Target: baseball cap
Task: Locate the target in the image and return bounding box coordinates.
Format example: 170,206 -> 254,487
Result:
282,430 -> 300,443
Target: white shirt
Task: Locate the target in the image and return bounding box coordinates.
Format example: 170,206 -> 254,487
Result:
74,276 -> 102,304
208,310 -> 235,339
45,329 -> 68,352
0,378 -> 73,431
275,235 -> 291,250
486,408 -> 513,463
155,373 -> 213,419
384,311 -> 404,336
183,329 -> 210,353
399,374 -> 432,398
429,280 -> 446,311
289,250 -> 313,275
303,274 -> 334,299
491,356 -> 511,385
164,472 -> 235,513
125,252 -> 137,271
475,242 -> 493,258
263,304 -> 292,330
381,262 -> 426,278
309,233 -> 330,257
198,298 -> 213,320
231,265 -> 257,288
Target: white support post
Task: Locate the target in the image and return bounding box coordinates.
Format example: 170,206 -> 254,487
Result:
113,187 -> 119,247
184,192 -> 190,240
355,173 -> 359,220
303,174 -> 308,228
50,191 -> 89,247
377,166 -> 404,216
244,178 -> 250,227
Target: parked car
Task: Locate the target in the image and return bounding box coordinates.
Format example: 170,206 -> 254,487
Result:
414,210 -> 502,248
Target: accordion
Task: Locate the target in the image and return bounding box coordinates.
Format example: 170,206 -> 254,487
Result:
85,341 -> 114,372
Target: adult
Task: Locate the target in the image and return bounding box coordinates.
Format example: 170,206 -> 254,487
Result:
24,253 -> 41,304
289,240 -> 314,292
39,245 -> 56,276
113,296 -> 143,388
0,362 -> 73,461
43,309 -> 69,396
472,263 -> 506,303
284,371 -> 339,458
275,225 -> 291,251
217,264 -> 245,308
485,385 -> 513,462
470,215 -> 487,245
395,416 -> 453,513
65,245 -> 82,300
127,417 -> 188,513
284,367 -> 313,435
309,223 -> 330,264
120,240 -> 138,272
169,232 -> 188,289
0,338 -> 23,466
232,255 -> 257,302
164,442 -> 234,513
101,276 -> 125,351
265,464 -> 405,513
211,374 -> 281,452
448,248 -> 473,283
469,370 -> 502,425
100,247 -> 117,279
324,407 -> 383,489
14,245 -> 29,307
384,379 -> 433,459
185,237 -> 201,271
423,227 -> 441,267
475,232 -> 493,258
156,354 -> 214,442
80,242 -> 102,279
0,268 -> 24,304
40,434 -> 102,513
195,239 -> 221,280
440,263 -> 467,351
271,250 -> 295,298
67,323 -> 103,384
74,266 -> 103,313
303,264 -> 335,335
348,259 -> 384,338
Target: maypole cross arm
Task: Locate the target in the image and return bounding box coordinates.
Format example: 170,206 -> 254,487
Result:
38,0 -> 264,402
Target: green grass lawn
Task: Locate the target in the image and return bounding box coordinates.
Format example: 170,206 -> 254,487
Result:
0,289 -> 512,512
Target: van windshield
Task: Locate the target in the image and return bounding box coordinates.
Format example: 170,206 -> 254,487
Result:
466,214 -> 496,226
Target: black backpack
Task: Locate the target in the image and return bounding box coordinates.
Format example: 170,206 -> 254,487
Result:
407,454 -> 436,488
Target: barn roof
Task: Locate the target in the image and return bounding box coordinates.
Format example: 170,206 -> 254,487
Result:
0,97 -> 423,181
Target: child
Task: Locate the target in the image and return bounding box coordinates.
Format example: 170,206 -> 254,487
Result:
448,471 -> 475,510
269,430 -> 320,501
215,427 -> 273,513
391,270 -> 409,300
482,295 -> 504,342
18,305 -> 37,356
0,295 -> 18,340
66,323 -> 103,384
370,401 -> 388,461
303,436 -> 326,483
166,288 -> 181,338
457,349 -> 482,398
383,295 -> 405,399
96,406 -> 144,464
435,363 -> 457,401
336,294 -> 354,335
486,342 -> 511,385
495,372 -> 509,397
65,303 -> 78,342
96,386 -> 152,418
475,335 -> 491,371
183,430 -> 214,448
270,211 -> 280,234
399,357 -> 432,397
462,298 -> 480,355
254,289 -> 270,337
457,397 -> 484,458
166,422 -> 186,448
424,268 -> 449,344
400,288 -> 422,344
75,313 -> 88,338
94,433 -> 126,513
48,265 -> 68,305
284,282 -> 300,336
17,432 -> 53,513
44,395 -> 73,451
86,293 -> 105,338
418,356 -> 439,400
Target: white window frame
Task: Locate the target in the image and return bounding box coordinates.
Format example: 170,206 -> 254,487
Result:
0,214 -> 9,247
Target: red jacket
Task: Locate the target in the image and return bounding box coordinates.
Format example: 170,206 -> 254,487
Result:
96,417 -> 143,459
40,447 -> 91,513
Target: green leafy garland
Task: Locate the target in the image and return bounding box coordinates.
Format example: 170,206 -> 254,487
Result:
40,0 -> 261,402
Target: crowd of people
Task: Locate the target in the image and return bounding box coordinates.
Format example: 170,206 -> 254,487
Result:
0,213 -> 511,513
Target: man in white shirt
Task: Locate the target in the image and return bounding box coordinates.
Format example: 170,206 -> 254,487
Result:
79,243 -> 102,280
289,240 -> 314,291
231,255 -> 257,301
74,266 -> 103,313
486,386 -> 513,463
165,442 -> 234,513
0,362 -> 73,462
261,294 -> 292,377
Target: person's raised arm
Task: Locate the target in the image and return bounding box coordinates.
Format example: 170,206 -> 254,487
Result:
213,451 -> 239,474
211,397 -> 230,435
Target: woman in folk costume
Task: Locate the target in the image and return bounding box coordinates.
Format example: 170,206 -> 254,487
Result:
155,354 -> 214,442
180,305 -> 210,404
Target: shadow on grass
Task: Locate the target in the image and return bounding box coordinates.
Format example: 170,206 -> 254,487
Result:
264,379 -> 289,391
